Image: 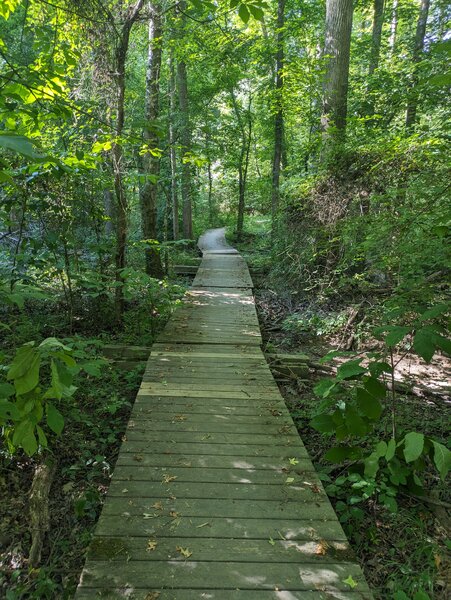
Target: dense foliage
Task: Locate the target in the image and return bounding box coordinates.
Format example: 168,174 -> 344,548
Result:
0,0 -> 449,598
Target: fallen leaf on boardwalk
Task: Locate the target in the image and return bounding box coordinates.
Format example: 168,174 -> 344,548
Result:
315,540 -> 330,555
288,458 -> 299,465
146,539 -> 158,552
122,488 -> 128,493
176,546 -> 192,558
174,415 -> 187,421
196,522 -> 210,528
162,475 -> 177,483
143,513 -> 158,519
133,454 -> 144,462
144,593 -> 160,600
285,477 -> 295,484
169,511 -> 180,518
343,575 -> 358,588
311,484 -> 322,494
268,538 -> 275,546
151,502 -> 163,510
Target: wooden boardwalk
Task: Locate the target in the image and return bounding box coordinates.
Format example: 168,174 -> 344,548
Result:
75,229 -> 373,599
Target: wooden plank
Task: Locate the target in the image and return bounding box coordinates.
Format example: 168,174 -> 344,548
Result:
87,536 -> 354,563
123,431 -> 301,447
115,453 -> 314,471
111,465 -> 319,485
77,561 -> 371,592
76,590 -> 372,600
125,421 -> 299,436
120,441 -> 308,457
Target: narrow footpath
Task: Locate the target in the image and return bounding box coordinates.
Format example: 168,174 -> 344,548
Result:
75,228 -> 373,599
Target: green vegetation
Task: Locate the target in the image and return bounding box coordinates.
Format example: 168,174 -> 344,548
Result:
1,0 -> 449,598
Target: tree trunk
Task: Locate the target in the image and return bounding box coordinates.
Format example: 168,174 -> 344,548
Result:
112,0 -> 145,321
206,129 -> 214,226
177,1 -> 193,240
366,0 -> 385,123
271,0 -> 285,220
28,460 -> 56,567
389,0 -> 398,55
232,90 -> 252,243
321,0 -> 354,149
169,50 -> 179,240
139,3 -> 164,278
405,0 -> 430,131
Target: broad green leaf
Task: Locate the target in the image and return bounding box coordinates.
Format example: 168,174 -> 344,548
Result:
342,574 -> 358,588
47,403 -> 64,435
248,4 -> 264,20
0,133 -> 44,159
384,326 -> 411,347
363,376 -> 386,399
7,344 -> 35,379
431,440 -> 451,480
386,438 -> 396,461
356,388 -> 383,420
375,440 -> 388,457
344,406 -> 367,436
413,327 -> 436,362
419,303 -> 449,321
310,413 -> 335,433
434,333 -> 451,356
0,399 -> 20,420
364,452 -> 380,478
13,420 -> 37,455
39,337 -> 72,351
238,4 -> 250,23
324,445 -> 362,462
403,432 -> 424,463
50,360 -> 64,399
9,348 -> 41,396
337,360 -> 366,380
0,382 -> 15,398
313,378 -> 337,397
36,424 -> 48,448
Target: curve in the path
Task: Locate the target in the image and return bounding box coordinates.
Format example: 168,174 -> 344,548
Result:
197,227 -> 238,254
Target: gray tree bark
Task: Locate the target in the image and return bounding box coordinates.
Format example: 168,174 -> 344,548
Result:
366,0 -> 385,123
271,0 -> 285,220
177,1 -> 193,240
321,0 -> 354,148
168,50 -> 179,240
405,0 -> 430,130
139,2 -> 164,278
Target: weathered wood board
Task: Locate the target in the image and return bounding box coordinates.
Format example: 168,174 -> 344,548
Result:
75,228 -> 373,599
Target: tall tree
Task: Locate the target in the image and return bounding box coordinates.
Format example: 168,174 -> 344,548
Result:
271,0 -> 285,220
168,49 -> 179,240
112,0 -> 146,320
405,0 -> 430,130
139,1 -> 164,278
366,0 -> 385,122
231,88 -> 252,242
177,1 -> 193,240
321,0 -> 354,149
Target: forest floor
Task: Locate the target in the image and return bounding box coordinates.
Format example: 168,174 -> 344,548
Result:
228,222 -> 450,600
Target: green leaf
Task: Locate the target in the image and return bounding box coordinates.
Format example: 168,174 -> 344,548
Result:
431,440 -> 451,480
47,403 -> 64,435
342,574 -> 358,589
324,445 -> 362,462
403,432 -> 424,463
248,4 -> 264,20
384,326 -> 411,347
364,452 -> 380,478
50,360 -> 63,399
419,303 -> 449,321
8,347 -> 41,396
36,424 -> 48,448
0,133 -> 44,159
337,360 -> 366,380
0,399 -> 20,420
310,413 -> 335,433
238,4 -> 250,23
375,440 -> 388,458
13,420 -> 38,456
7,344 -> 35,379
0,382 -> 15,398
434,333 -> 451,356
386,438 -> 396,461
356,388 -> 383,420
313,378 -> 337,397
413,327 -> 436,362
344,406 -> 367,436
363,377 -> 386,399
